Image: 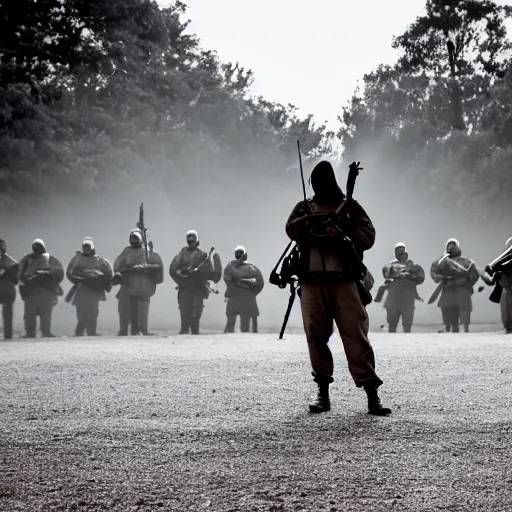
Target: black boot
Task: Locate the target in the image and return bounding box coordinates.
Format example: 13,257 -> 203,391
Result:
309,373 -> 333,413
363,383 -> 391,416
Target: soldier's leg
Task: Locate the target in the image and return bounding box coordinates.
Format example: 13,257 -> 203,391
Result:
3,301 -> 13,340
386,308 -> 400,333
459,309 -> 470,333
224,315 -> 236,333
300,281 -> 336,413
85,298 -> 100,336
331,281 -> 382,387
23,297 -> 37,338
441,307 -> 454,332
331,281 -> 390,416
75,304 -> 86,336
117,290 -> 130,335
401,302 -> 415,333
252,316 -> 258,333
129,297 -> 139,335
451,307 -> 461,333
39,299 -> 54,337
178,289 -> 191,334
224,299 -> 236,333
190,296 -> 204,335
240,314 -> 250,333
137,298 -> 151,335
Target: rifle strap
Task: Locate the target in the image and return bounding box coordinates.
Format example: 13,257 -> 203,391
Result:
279,281 -> 297,340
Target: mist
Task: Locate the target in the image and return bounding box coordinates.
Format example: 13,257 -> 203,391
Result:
2,143 -> 506,337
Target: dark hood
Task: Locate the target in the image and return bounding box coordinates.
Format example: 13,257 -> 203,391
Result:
310,161 -> 345,204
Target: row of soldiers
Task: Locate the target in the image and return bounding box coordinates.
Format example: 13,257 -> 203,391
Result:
0,230 -> 264,340
364,238 -> 512,334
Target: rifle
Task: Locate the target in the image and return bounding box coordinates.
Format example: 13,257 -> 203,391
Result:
175,247 -> 219,295
271,141 -> 308,339
136,202 -> 150,265
427,259 -> 483,305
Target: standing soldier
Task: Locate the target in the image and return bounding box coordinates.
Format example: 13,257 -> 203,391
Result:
223,245 -> 264,333
382,243 -> 425,333
430,238 -> 480,333
169,230 -> 222,335
113,230 -> 164,336
285,160 -> 391,416
66,237 -> 113,336
0,239 -> 19,340
18,239 -> 64,338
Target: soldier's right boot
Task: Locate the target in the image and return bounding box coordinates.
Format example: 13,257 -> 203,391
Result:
309,373 -> 333,413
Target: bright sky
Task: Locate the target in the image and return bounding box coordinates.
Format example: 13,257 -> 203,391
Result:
158,0 -> 512,128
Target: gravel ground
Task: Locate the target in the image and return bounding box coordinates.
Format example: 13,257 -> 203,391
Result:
1,332 -> 512,512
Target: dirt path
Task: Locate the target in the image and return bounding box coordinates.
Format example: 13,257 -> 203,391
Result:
1,333 -> 512,511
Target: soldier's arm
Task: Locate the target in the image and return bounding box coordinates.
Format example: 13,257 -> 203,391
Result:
382,263 -> 395,279
253,266 -> 265,295
66,254 -> 82,283
467,263 -> 480,286
100,258 -> 114,280
408,264 -> 425,285
113,250 -> 126,274
50,257 -> 65,283
335,201 -> 375,252
223,262 -> 235,284
430,260 -> 445,283
285,201 -> 311,241
18,256 -> 28,283
149,253 -> 164,285
169,253 -> 187,286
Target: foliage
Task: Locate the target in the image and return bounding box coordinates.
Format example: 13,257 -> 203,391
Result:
0,0 -> 333,209
338,0 -> 512,224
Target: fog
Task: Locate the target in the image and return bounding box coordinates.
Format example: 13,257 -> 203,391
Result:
3,150 -> 507,336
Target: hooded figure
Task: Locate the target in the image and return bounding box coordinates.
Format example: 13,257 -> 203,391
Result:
18,239 -> 64,338
430,238 -> 479,333
381,242 -> 425,333
66,237 -> 113,336
113,230 -> 164,336
285,160 -> 391,416
223,245 -> 264,333
0,239 -> 19,340
169,230 -> 222,335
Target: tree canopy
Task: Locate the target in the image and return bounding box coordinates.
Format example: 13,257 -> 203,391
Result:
338,0 -> 512,224
0,0 -> 333,210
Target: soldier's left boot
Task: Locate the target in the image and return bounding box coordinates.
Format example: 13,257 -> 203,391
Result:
309,373 -> 334,413
363,383 -> 392,416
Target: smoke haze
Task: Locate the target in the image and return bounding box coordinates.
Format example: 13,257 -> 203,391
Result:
2,145 -> 506,337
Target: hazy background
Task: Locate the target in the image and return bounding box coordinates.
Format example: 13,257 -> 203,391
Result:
2,0 -> 511,335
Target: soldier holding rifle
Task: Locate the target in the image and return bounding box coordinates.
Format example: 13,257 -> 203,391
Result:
380,243 -> 425,333
223,245 -> 264,333
169,230 -> 222,335
285,158 -> 391,416
429,238 -> 480,333
113,205 -> 164,336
